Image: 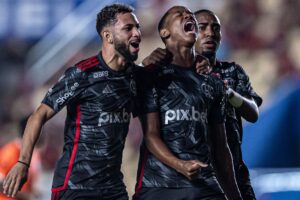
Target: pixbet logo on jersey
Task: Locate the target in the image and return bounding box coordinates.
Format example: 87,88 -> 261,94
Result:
164,106 -> 207,124
98,108 -> 130,126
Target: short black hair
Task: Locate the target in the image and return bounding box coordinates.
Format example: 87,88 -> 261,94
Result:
158,11 -> 169,33
96,3 -> 134,37
157,9 -> 173,43
194,9 -> 215,17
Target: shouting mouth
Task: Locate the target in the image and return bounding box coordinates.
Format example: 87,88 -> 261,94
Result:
184,21 -> 197,34
130,40 -> 140,52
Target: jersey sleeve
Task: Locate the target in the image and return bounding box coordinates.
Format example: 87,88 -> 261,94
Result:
235,64 -> 263,107
209,77 -> 227,124
133,68 -> 159,117
42,66 -> 87,113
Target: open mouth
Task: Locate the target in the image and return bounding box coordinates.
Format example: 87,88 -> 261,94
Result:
204,40 -> 217,47
130,40 -> 140,52
184,21 -> 196,33
205,41 -> 216,45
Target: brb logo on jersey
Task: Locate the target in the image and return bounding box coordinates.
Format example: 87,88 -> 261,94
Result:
164,106 -> 207,124
56,82 -> 79,105
93,71 -> 109,79
98,108 -> 130,126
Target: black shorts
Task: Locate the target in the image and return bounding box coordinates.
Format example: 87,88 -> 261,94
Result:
133,187 -> 226,200
51,188 -> 128,200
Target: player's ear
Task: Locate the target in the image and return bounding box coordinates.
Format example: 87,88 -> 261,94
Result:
102,29 -> 113,44
159,28 -> 170,40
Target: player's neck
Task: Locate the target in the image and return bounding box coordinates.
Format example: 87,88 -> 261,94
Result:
102,47 -> 127,71
167,44 -> 195,68
200,52 -> 217,66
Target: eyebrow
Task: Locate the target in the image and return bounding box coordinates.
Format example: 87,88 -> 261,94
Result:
122,23 -> 140,28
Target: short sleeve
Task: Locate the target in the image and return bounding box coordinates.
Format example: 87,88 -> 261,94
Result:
42,66 -> 87,113
235,64 -> 263,107
133,67 -> 159,117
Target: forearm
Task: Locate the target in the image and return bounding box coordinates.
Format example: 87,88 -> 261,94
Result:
19,114 -> 44,164
214,144 -> 242,200
237,99 -> 259,122
19,104 -> 54,165
145,134 -> 181,170
211,123 -> 242,200
141,113 -> 206,179
227,88 -> 259,122
140,113 -> 181,171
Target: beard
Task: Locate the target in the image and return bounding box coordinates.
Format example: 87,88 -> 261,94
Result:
114,37 -> 138,62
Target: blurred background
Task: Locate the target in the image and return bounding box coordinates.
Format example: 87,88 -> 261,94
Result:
0,0 -> 299,199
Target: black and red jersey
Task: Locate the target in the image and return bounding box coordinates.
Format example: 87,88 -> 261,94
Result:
212,61 -> 262,162
42,53 -> 136,191
212,61 -> 262,198
134,64 -> 226,191
213,61 -> 262,122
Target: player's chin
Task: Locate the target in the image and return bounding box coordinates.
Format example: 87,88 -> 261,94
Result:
129,52 -> 138,61
203,48 -> 217,55
184,34 -> 197,45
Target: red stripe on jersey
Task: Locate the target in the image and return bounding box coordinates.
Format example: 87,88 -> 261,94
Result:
133,149 -> 148,199
51,191 -> 59,200
52,104 -> 81,192
77,56 -> 97,66
76,56 -> 100,70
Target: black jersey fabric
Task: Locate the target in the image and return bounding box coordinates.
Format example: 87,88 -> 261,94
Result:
211,61 -> 262,166
134,64 -> 226,192
42,53 -> 137,192
212,61 -> 262,199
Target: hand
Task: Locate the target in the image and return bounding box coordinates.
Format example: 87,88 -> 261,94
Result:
3,162 -> 29,198
175,160 -> 208,180
142,48 -> 172,67
223,79 -> 229,89
195,55 -> 212,74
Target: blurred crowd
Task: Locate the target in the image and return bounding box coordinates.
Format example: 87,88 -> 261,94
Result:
0,0 -> 300,199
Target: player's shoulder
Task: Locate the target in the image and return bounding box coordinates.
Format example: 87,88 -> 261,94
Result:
64,55 -> 101,77
135,63 -> 162,77
134,64 -> 145,72
134,65 -> 157,86
217,60 -> 236,69
75,55 -> 101,71
218,60 -> 246,71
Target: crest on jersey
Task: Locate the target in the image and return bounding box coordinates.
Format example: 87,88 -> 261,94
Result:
201,83 -> 214,99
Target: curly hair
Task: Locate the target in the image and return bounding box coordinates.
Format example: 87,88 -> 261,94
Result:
96,3 -> 134,38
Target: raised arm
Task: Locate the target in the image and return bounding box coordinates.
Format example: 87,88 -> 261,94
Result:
229,64 -> 262,123
2,103 -> 55,198
139,112 -> 207,180
226,88 -> 259,123
210,123 -> 242,200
